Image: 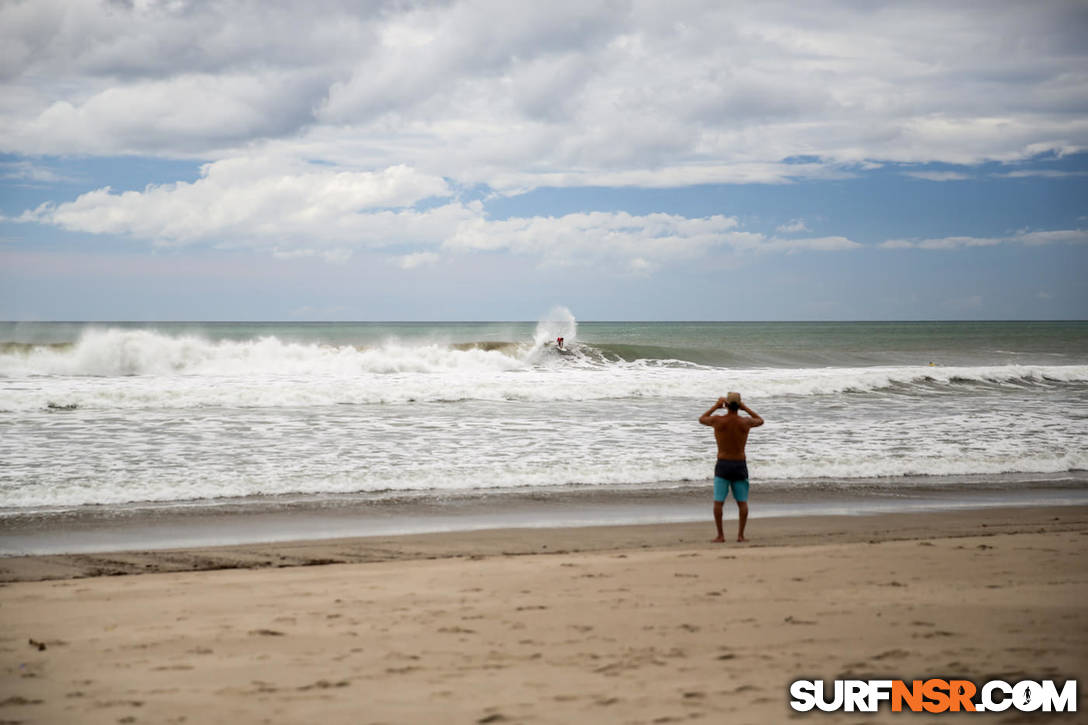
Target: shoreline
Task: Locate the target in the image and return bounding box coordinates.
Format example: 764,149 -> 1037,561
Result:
2,505 -> 1085,723
2,504 -> 1085,583
3,474 -> 1086,558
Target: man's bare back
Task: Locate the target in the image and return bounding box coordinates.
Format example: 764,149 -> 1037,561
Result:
708,410 -> 756,459
699,395 -> 763,459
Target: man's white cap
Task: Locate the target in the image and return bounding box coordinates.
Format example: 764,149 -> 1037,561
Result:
725,392 -> 741,405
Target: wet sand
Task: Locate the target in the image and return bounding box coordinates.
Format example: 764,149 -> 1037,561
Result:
1,506 -> 1086,723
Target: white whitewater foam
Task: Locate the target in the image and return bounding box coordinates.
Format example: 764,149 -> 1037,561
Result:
1,342 -> 1086,413
3,326 -> 1086,396
2,434 -> 1084,510
2,370 -> 1086,413
0,328 -> 533,378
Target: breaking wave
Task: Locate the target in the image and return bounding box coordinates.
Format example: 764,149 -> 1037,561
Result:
0,324 -> 1085,413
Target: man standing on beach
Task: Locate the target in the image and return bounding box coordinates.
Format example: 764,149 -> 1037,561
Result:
699,392 -> 763,543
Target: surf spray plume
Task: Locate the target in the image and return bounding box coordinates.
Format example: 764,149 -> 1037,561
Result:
529,306 -> 578,359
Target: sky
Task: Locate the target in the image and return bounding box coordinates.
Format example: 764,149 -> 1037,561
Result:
1,0 -> 1087,321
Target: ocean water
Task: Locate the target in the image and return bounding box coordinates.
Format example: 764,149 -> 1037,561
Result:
1,313 -> 1086,515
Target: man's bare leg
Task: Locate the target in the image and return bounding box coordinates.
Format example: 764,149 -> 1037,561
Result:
736,501 -> 748,542
712,501 -> 725,542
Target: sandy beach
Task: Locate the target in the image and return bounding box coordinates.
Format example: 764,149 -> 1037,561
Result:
2,505 -> 1086,724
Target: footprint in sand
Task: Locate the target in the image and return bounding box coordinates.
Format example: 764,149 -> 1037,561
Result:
297,680 -> 350,691
385,666 -> 420,675
872,649 -> 911,660
915,630 -> 958,639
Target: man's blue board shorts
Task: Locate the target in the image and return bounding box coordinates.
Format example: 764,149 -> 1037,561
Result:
713,459 -> 749,503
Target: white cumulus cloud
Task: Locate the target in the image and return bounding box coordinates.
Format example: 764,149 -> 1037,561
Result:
17,172 -> 864,271
396,252 -> 440,269
776,219 -> 811,234
19,158 -> 456,252
994,169 -> 1088,179
2,0 -> 1087,189
902,170 -> 971,182
444,211 -> 860,267
880,229 -> 1088,249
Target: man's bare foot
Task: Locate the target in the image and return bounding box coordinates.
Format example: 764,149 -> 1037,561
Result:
711,536 -> 725,543
736,536 -> 748,543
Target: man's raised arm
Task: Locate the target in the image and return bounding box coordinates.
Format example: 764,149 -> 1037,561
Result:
699,397 -> 727,426
741,403 -> 764,427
